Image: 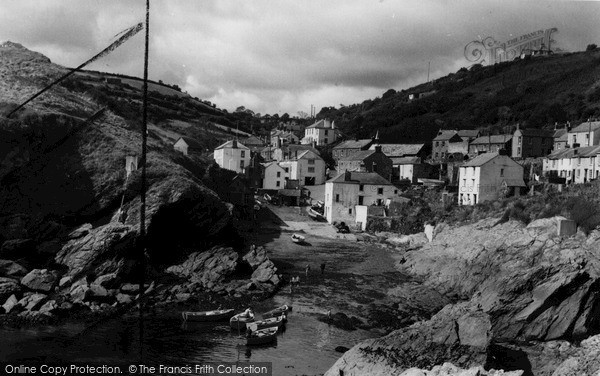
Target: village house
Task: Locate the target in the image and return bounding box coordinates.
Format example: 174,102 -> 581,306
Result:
566,120 -> 600,148
553,128 -> 569,151
278,149 -> 326,186
458,151 -> 525,205
243,135 -> 265,148
213,140 -> 251,174
174,136 -> 204,156
512,126 -> 554,159
369,143 -> 429,180
272,143 -> 320,162
270,130 -> 299,146
261,161 -> 288,190
543,145 -> 600,184
302,119 -> 337,146
468,135 -> 513,155
337,146 -> 393,182
432,130 -> 464,161
396,157 -> 433,183
332,139 -> 373,163
324,171 -> 400,226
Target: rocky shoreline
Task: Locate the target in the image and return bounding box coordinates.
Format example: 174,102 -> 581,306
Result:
325,216 -> 600,376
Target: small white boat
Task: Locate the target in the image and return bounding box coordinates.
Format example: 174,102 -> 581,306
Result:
262,304 -> 292,318
291,233 -> 305,243
230,312 -> 255,330
252,315 -> 286,329
246,326 -> 278,345
181,308 -> 234,322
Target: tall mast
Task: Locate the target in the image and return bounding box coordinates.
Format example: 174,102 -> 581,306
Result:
139,0 -> 150,362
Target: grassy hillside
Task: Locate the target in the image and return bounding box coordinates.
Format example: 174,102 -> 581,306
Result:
317,49 -> 600,142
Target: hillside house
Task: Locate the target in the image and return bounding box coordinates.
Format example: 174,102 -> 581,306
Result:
272,144 -> 320,162
324,171 -> 399,226
244,135 -> 265,148
458,151 -> 525,205
397,157 -> 432,183
262,162 -> 288,190
337,146 -> 393,182
512,126 -> 554,159
553,128 -> 568,151
302,119 -> 337,146
270,130 -> 299,146
432,130 -> 464,161
369,143 -> 429,180
213,140 -> 251,174
468,135 -> 512,155
278,149 -> 326,186
174,136 -> 204,156
543,145 -> 600,184
332,139 -> 373,163
566,121 -> 600,148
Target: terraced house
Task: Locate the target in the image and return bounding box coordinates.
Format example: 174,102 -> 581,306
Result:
512,126 -> 554,159
302,119 -> 337,146
543,145 -> 600,184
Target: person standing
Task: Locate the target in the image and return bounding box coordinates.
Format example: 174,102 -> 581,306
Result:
305,264 -> 310,277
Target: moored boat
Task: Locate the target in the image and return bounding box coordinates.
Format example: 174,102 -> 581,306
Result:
230,311 -> 255,330
246,326 -> 278,346
253,315 -> 285,329
181,308 -> 235,322
291,233 -> 305,243
262,304 -> 292,318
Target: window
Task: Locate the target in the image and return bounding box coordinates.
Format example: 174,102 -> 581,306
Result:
308,159 -> 315,165
324,138 -> 328,144
500,168 -> 504,177
335,194 -> 340,202
348,208 -> 352,215
359,184 -> 364,191
358,196 -> 364,205
377,188 -> 383,195
435,141 -> 439,147
435,152 -> 439,158
573,135 -> 577,144
517,147 -> 521,155
578,157 -> 581,165
308,167 -> 315,173
277,171 -> 281,177
241,150 -> 245,158
325,130 -> 329,136
518,136 -> 522,145
394,190 -> 398,194
284,168 -> 289,173
276,181 -> 280,187
240,160 -> 245,168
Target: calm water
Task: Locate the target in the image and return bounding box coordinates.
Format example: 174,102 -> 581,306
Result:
0,303 -> 376,376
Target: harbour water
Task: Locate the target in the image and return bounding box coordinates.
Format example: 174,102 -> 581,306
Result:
0,303 -> 376,376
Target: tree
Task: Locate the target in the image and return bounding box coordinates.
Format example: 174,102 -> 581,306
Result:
297,111 -> 308,119
586,44 -> 598,51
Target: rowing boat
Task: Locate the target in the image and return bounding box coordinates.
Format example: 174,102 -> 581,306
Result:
246,326 -> 278,345
262,304 -> 292,318
230,312 -> 255,330
181,308 -> 234,322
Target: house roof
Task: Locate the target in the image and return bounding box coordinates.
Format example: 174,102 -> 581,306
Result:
391,156 -> 421,165
515,128 -> 554,137
339,150 -> 376,161
547,145 -> 600,159
295,149 -> 324,161
306,119 -> 333,129
283,144 -> 321,155
177,136 -> 203,150
553,129 -> 567,139
369,143 -> 425,157
433,130 -> 458,141
328,171 -> 394,185
214,140 -> 250,150
333,139 -> 372,150
244,135 -> 265,146
569,121 -> 600,133
462,152 -> 502,167
470,135 -> 513,145
457,130 -> 480,139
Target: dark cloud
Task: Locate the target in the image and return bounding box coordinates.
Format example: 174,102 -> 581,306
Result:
1,0 -> 599,114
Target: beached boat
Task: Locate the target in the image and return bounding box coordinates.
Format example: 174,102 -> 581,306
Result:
252,315 -> 285,329
229,312 -> 255,330
262,304 -> 292,318
308,208 -> 326,221
291,233 -> 305,243
246,326 -> 278,345
181,308 -> 235,322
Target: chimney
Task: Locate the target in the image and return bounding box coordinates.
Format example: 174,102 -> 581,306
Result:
567,122 -> 571,132
375,145 -> 382,153
498,148 -> 508,156
344,170 -> 352,181
232,139 -> 238,148
331,120 -> 335,129
516,123 -> 520,131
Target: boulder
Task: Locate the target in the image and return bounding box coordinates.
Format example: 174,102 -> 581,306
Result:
0,260 -> 28,278
2,294 -> 19,314
0,239 -> 35,259
166,247 -> 239,289
93,273 -> 121,289
0,277 -> 22,302
21,269 -> 59,293
70,285 -> 90,302
67,223 -> 92,239
38,300 -> 58,314
58,276 -> 72,288
251,260 -> 277,283
87,284 -> 110,302
115,293 -> 133,304
17,293 -> 47,311
121,283 -> 143,295
243,246 -> 268,269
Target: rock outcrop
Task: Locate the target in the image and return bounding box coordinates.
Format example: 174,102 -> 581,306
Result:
327,217 -> 600,375
20,269 -> 59,293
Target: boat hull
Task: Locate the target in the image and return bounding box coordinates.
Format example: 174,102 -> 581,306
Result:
246,327 -> 278,346
182,309 -> 235,322
230,314 -> 255,330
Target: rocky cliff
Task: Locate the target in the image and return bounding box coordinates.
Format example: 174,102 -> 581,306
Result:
327,216 -> 600,376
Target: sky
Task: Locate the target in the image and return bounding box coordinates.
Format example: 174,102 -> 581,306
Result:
1,0 -> 600,116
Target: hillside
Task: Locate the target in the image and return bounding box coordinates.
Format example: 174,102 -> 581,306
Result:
317,49 -> 600,142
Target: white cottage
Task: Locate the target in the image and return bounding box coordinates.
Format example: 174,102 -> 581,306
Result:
262,162 -> 288,190
279,149 -> 326,186
213,140 -> 251,174
302,119 -> 337,146
458,152 -> 525,205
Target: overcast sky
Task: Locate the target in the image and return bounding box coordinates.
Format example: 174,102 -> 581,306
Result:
1,0 -> 599,116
